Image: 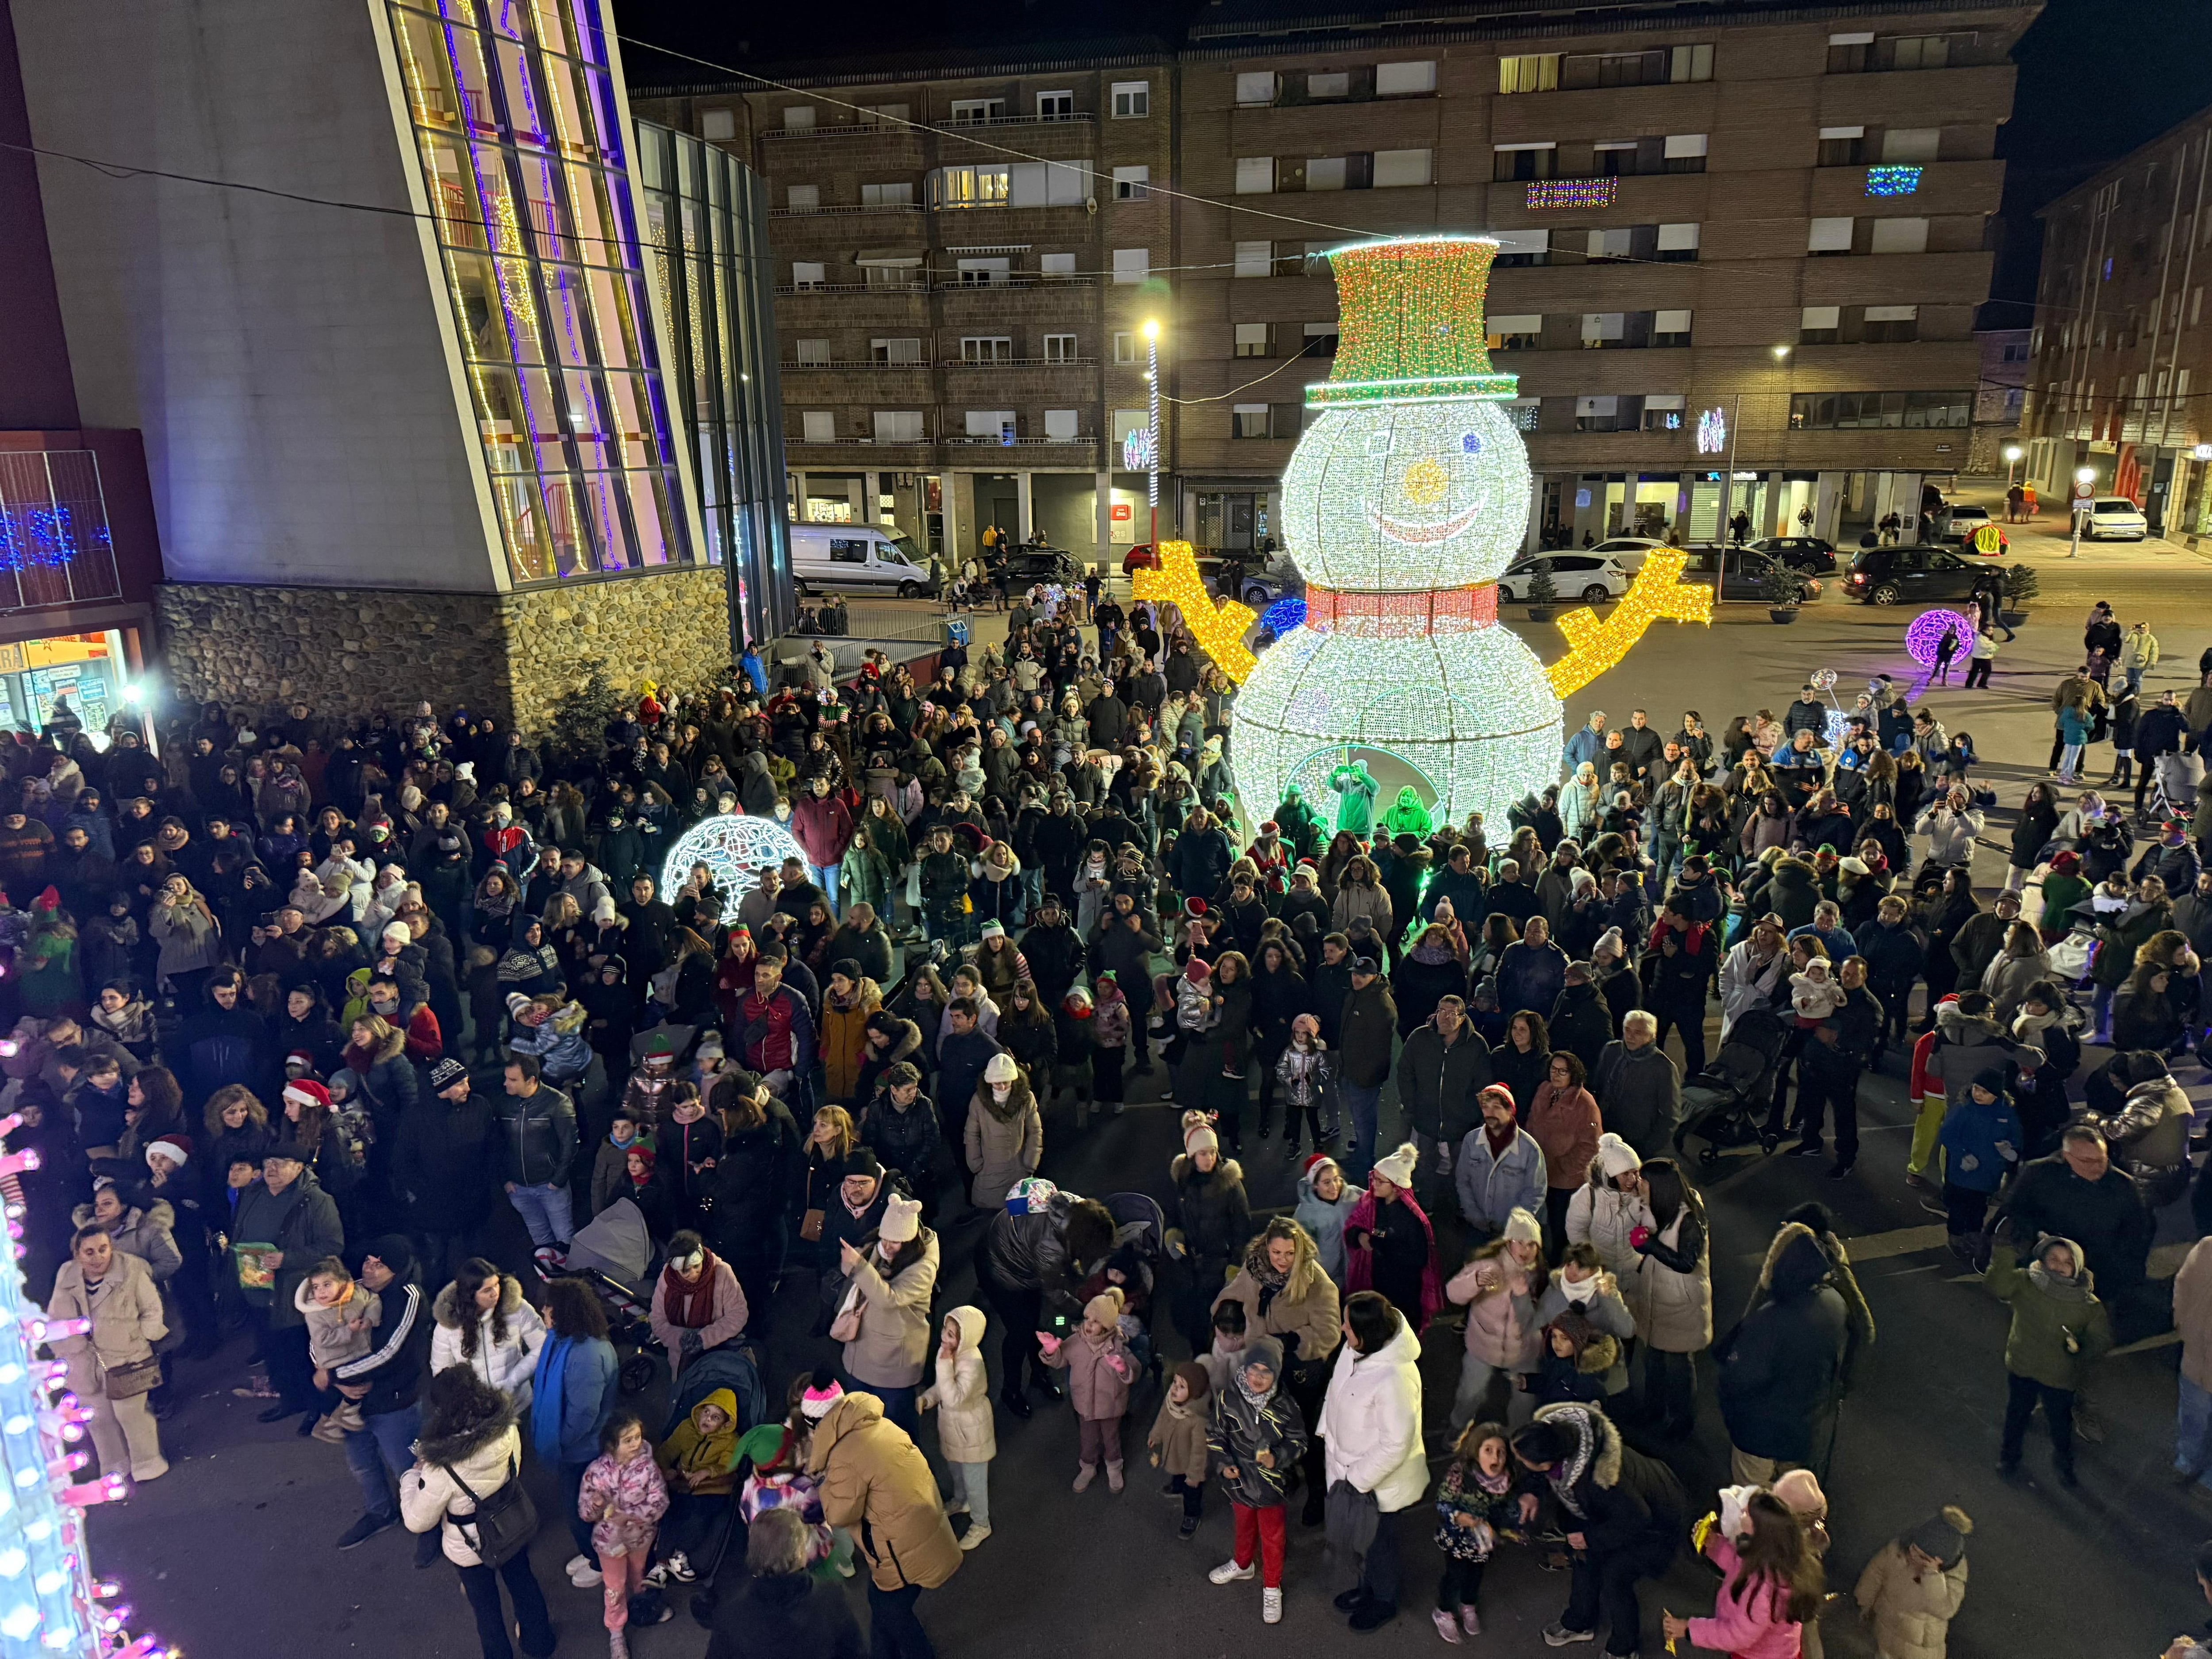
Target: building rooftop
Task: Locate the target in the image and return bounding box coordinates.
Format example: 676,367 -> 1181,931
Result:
631,32 -> 1174,96
1186,0 -> 2028,46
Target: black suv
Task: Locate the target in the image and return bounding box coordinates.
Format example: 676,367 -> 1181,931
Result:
994,546 -> 1084,584
1748,535 -> 1838,574
1843,544 -> 2003,607
1676,544 -> 1821,602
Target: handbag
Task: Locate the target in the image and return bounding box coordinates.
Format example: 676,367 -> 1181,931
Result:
443,1451 -> 538,1567
800,1209 -> 826,1242
100,1356 -> 162,1399
828,1283 -> 864,1344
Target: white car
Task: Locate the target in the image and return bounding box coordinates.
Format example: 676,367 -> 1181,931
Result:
1497,552 -> 1635,603
2081,497 -> 2148,540
1586,536 -> 1669,572
1939,503 -> 1991,534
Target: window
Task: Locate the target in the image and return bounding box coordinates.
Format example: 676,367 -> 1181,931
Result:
801,410 -> 836,442
1656,222 -> 1701,261
1799,305 -> 1842,344
961,337 -> 1013,363
1487,313 -> 1543,350
792,261 -> 827,288
1236,156 -> 1275,195
1788,389 -> 1972,429
949,99 -> 1005,124
1498,53 -> 1560,93
1043,409 -> 1080,440
1113,408 -> 1148,444
1040,252 -> 1076,280
956,257 -> 1010,285
1502,398 -> 1541,431
860,103 -> 910,125
1493,228 -> 1551,268
1494,143 -> 1555,182
1112,247 -> 1150,284
1235,322 -> 1272,358
701,108 -> 736,141
1808,217 -> 1854,254
1581,312 -> 1625,348
783,105 -> 816,131
1044,333 -> 1078,361
873,411 -> 924,442
1375,60 -> 1436,96
1037,91 -> 1075,119
1862,303 -> 1919,342
1234,240 -> 1274,278
1237,71 -> 1277,106
861,182 -> 915,207
1825,31 -> 1873,72
1869,216 -> 1928,254
1113,332 -> 1137,364
1233,403 -> 1271,438
1586,227 -> 1633,261
930,166 -> 1011,208
1373,148 -> 1432,188
1302,323 -> 1339,357
1817,126 -> 1867,166
1663,134 -> 1708,173
1643,393 -> 1686,430
871,338 -> 923,363
1670,43 -> 1713,82
1565,51 -> 1667,89
1590,140 -> 1637,177
1307,72 -> 1350,100
1652,308 -> 1693,346
829,537 -> 867,563
966,410 -> 1017,439
1887,34 -> 1951,70
1114,165 -> 1151,200
785,184 -> 820,213
1306,157 -> 1348,192
795,338 -> 831,366
1111,81 -> 1150,118
863,261 -> 920,289
1882,127 -> 1941,162
1575,396 -> 1621,432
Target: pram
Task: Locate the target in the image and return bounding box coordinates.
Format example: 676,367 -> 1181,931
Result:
1674,1004 -> 1791,1168
1101,1191 -> 1168,1395
2143,749 -> 2203,833
552,1197 -> 663,1396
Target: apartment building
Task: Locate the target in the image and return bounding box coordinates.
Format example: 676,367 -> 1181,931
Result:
2021,103 -> 2212,538
641,0 -> 2037,561
636,42 -> 1175,561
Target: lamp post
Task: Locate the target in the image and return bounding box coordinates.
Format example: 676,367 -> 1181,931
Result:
1719,345 -> 1790,545
1143,319 -> 1161,551
2070,464 -> 2096,558
2003,443 -> 2024,492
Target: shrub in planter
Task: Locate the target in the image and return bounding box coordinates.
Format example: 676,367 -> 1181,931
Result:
1525,564 -> 1559,622
1760,559 -> 1801,622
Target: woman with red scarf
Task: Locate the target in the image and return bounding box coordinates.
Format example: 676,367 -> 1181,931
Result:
647,1230 -> 749,1379
1341,1142 -> 1440,1332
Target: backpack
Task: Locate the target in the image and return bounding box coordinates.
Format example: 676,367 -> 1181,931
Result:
443,1450 -> 538,1567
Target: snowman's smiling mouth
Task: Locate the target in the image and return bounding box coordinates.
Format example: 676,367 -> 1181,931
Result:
1364,500 -> 1483,544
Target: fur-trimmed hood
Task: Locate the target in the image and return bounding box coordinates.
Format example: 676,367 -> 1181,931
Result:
1755,1221 -> 1832,1300
415,1391 -> 518,1467
972,1069 -> 1037,1125
871,1016 -> 924,1068
432,1273 -> 528,1330
1934,1000 -> 2006,1045
1170,1151 -> 1246,1190
1532,1399 -> 1623,1490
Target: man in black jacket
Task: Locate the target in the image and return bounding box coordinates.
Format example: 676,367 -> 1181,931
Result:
1716,1221 -> 1848,1483
1792,959 -> 1883,1177
333,1233 -> 436,1561
1513,1402 -> 1685,1656
1018,893 -> 1086,1010
396,1059 -> 499,1287
1394,996 -> 1490,1212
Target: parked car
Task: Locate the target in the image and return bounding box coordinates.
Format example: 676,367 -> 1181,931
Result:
790,522 -> 935,596
1496,552 -> 1636,603
996,545 -> 1085,584
1843,544 -> 2005,607
1748,535 -> 1838,573
1676,544 -> 1821,603
1122,544 -> 1302,608
1586,536 -> 1669,571
2080,497 -> 2149,540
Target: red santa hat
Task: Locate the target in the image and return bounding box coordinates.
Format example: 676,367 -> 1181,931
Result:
283,1079 -> 332,1112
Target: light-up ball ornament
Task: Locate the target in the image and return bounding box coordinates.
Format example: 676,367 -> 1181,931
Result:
1279,399 -> 1532,590
1905,609 -> 1979,668
1260,596 -> 1306,635
661,814 -> 807,899
1809,669 -> 1838,691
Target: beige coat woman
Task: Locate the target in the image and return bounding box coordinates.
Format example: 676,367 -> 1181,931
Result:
963,1071 -> 1042,1206
919,1304 -> 995,1463
841,1230 -> 942,1390
48,1243 -> 167,1483
808,1391 -> 964,1592
1213,1229 -> 1342,1367
1853,1540 -> 1968,1659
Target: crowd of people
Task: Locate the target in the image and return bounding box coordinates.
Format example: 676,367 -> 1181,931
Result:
9,582 -> 2212,1659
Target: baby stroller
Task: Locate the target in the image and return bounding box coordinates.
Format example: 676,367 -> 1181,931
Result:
555,1197 -> 663,1396
1101,1191 -> 1167,1396
1675,1004 -> 1791,1168
2144,749 -> 2203,833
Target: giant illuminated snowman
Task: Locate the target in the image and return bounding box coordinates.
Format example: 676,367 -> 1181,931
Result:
1144,237 -> 1709,832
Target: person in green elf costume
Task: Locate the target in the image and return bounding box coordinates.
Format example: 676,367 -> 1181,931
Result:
1381,786 -> 1433,840
1327,758 -> 1379,837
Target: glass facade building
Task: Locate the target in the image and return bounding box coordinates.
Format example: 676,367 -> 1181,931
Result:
385,0 -> 693,582
635,122 -> 795,649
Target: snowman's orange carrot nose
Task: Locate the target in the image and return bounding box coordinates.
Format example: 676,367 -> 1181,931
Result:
1546,551 -> 1713,699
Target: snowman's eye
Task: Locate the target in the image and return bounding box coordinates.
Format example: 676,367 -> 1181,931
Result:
1461,434 -> 1483,455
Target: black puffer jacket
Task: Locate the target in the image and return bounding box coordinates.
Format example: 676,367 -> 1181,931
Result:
983,1189 -> 1109,1317
702,1102 -> 802,1265
859,1088 -> 941,1190
1168,1153 -> 1251,1279
1394,1019 -> 1492,1144
1714,1224 -> 1848,1464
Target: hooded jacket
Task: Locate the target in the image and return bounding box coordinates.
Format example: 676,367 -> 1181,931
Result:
1445,1242 -> 1545,1372
1715,1224 -> 1849,1463
806,1392 -> 963,1591
964,1072 -> 1043,1207
657,1386 -> 743,1497
1983,1239 -> 2113,1390
1294,1164 -> 1359,1284
401,1398 -> 526,1567
918,1304 -> 995,1463
430,1273 -> 549,1406
1317,1316 -> 1428,1512
1921,1002 -> 2028,1115
1167,1152 -> 1251,1276
1564,1156 -> 1655,1278
1521,1401 -> 1685,1557
1204,1338 -> 1309,1505
48,1248 -> 165,1392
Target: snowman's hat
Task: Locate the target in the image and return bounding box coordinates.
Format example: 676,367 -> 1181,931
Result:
1307,237 -> 1520,410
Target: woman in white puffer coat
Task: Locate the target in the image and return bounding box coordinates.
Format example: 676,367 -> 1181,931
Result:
1563,1133 -> 1655,1280
429,1259 -> 547,1409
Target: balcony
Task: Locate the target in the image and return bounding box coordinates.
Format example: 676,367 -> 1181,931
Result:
776,281 -> 932,296
768,203 -> 926,219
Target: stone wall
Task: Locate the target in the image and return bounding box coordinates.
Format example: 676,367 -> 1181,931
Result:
155,567 -> 734,728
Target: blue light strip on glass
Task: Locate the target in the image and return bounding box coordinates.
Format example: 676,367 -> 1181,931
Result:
1865,165 -> 1922,197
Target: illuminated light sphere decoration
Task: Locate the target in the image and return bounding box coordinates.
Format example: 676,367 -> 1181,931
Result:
1259,595 -> 1307,636
661,813 -> 808,900
1228,235 -> 1707,830
1905,609 -> 1981,670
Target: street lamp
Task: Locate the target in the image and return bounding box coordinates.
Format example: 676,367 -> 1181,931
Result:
1142,319 -> 1162,549
1720,347 -> 1792,544
2003,443 -> 2024,489
2070,464 -> 2097,559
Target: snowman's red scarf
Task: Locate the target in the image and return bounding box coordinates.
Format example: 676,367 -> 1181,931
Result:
1301,584 -> 1497,638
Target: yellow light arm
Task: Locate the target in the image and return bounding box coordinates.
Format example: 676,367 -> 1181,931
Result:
1130,540 -> 1260,684
1543,549 -> 1713,699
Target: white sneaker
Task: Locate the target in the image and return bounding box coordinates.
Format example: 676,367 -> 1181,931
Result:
1210,1559 -> 1256,1585
1263,1587 -> 1283,1624
945,1499 -> 968,1517
959,1524 -> 992,1551
571,1564 -> 604,1588
662,1551 -> 696,1583
564,1555 -> 590,1576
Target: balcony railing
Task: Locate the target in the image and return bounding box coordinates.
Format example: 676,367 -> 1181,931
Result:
765,111 -> 1094,140
775,276 -> 1097,296
768,203 -> 926,217
776,282 -> 931,295
785,356 -> 1099,369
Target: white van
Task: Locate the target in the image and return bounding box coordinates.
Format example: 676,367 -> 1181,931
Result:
788,522 -> 935,595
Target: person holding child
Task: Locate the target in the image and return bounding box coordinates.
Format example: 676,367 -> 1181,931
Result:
299,1254 -> 378,1443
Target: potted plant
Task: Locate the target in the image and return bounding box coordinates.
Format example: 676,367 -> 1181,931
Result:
1525,563 -> 1559,623
1760,558 -> 1802,623
1999,561 -> 2039,628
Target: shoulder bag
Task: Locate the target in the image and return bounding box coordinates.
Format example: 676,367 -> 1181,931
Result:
443,1450 -> 538,1567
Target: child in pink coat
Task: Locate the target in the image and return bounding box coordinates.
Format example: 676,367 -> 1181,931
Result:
1663,1490 -> 1820,1659
578,1410 -> 670,1656
1038,1285 -> 1136,1492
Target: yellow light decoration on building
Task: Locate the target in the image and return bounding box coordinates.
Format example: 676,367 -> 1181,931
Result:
1544,551 -> 1714,699
1131,540 -> 1258,683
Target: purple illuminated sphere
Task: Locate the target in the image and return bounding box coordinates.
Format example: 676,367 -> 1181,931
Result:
1905,608 -> 1979,668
